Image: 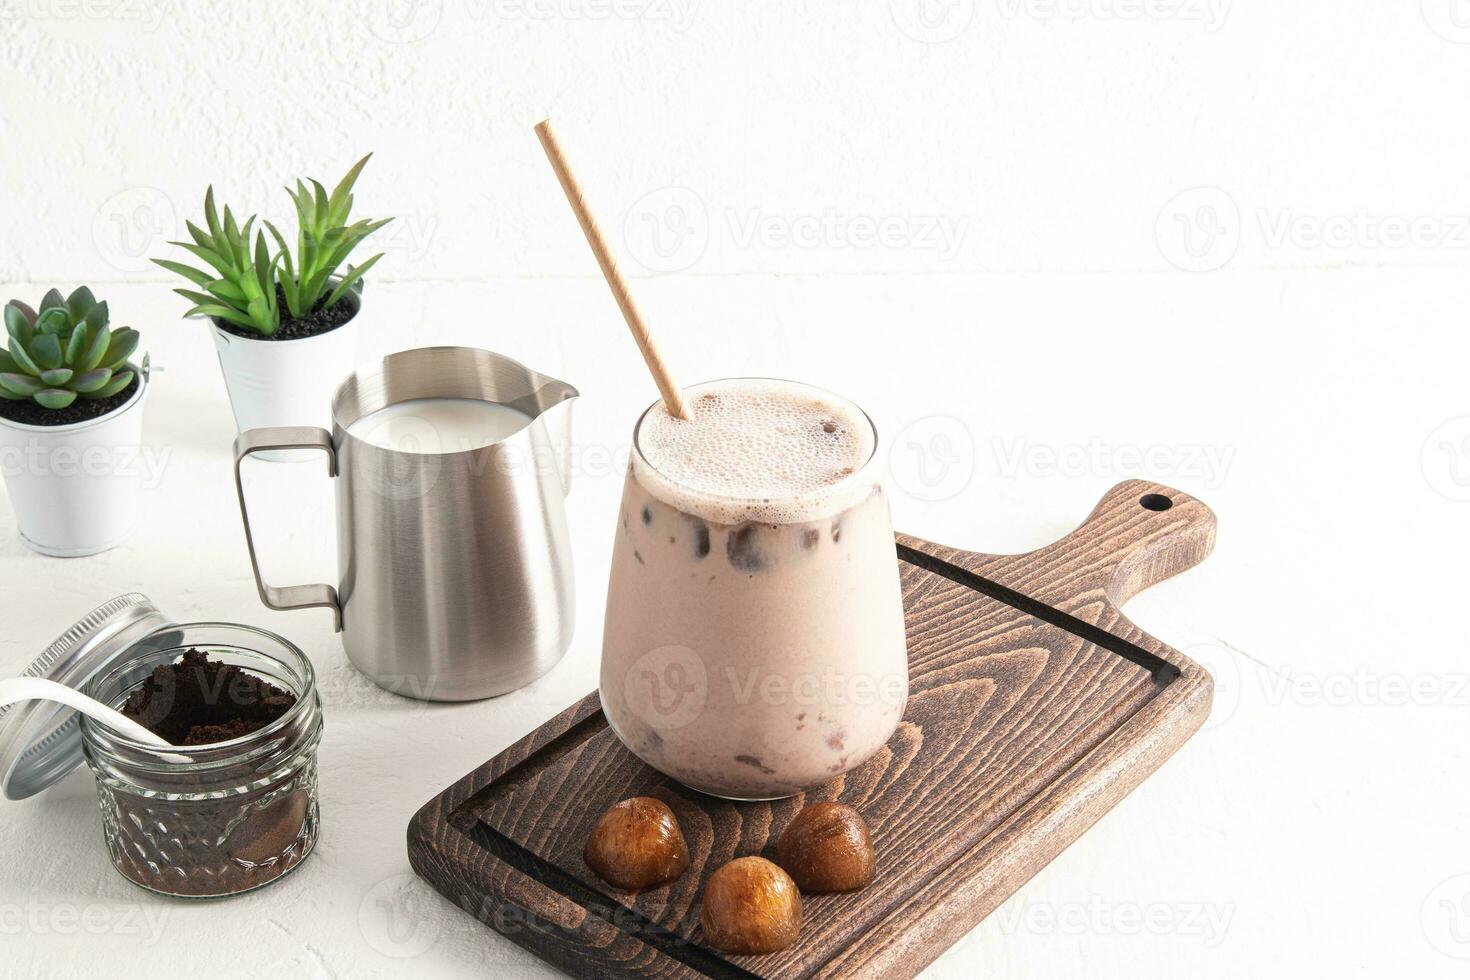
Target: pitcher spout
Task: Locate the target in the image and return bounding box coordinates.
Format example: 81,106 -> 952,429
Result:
519,368 -> 578,497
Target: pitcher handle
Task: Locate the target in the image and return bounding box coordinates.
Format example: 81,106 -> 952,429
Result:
233,427 -> 343,632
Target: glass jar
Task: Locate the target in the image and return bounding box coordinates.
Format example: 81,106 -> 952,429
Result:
81,623 -> 323,898
599,379 -> 909,800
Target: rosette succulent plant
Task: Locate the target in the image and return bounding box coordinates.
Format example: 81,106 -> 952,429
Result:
154,154 -> 390,337
1,288 -> 139,409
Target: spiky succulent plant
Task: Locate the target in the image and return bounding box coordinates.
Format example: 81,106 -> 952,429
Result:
1,288 -> 140,409
153,188 -> 281,336
154,155 -> 390,337
266,154 -> 391,320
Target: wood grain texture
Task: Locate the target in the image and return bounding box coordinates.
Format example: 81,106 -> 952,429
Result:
408,480 -> 1216,979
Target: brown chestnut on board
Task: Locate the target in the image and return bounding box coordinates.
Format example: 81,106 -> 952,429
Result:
775,802 -> 875,893
584,797 -> 690,891
700,856 -> 803,955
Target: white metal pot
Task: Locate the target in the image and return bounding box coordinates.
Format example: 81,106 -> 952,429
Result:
0,358 -> 151,557
211,294 -> 360,463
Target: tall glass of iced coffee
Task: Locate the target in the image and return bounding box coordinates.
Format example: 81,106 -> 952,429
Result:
600,378 -> 908,800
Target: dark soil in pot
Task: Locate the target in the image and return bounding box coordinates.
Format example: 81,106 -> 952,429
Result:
0,375 -> 140,427
213,284 -> 358,341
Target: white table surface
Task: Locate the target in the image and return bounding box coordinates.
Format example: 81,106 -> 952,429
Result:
1,273 -> 1464,978
2,3 -> 1468,976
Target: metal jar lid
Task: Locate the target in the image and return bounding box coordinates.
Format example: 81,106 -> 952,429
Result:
0,593 -> 178,800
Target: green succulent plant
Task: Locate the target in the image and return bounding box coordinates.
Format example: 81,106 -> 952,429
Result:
1,287 -> 140,409
154,155 -> 390,337
153,188 -> 281,336
267,154 -> 391,320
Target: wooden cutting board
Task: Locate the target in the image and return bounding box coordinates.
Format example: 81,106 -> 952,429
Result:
408,480 -> 1216,979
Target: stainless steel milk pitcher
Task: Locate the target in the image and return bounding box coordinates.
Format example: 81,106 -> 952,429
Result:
232,347 -> 578,701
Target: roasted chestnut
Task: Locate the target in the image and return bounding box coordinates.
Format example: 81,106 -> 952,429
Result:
700,856 -> 803,955
775,802 -> 875,893
584,797 -> 690,891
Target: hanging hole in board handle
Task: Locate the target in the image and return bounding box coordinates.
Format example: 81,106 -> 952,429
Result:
1139,493 -> 1174,512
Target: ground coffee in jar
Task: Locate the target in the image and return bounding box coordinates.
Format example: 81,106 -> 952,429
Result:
86,629 -> 322,897
0,598 -> 325,899
121,648 -> 297,746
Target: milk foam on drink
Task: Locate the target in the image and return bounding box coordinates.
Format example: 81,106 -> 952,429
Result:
633,379 -> 877,524
347,397 -> 531,453
601,378 -> 909,800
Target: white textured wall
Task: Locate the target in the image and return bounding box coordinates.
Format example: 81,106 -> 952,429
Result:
1,4 -> 1468,980
4,0 -> 1470,287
